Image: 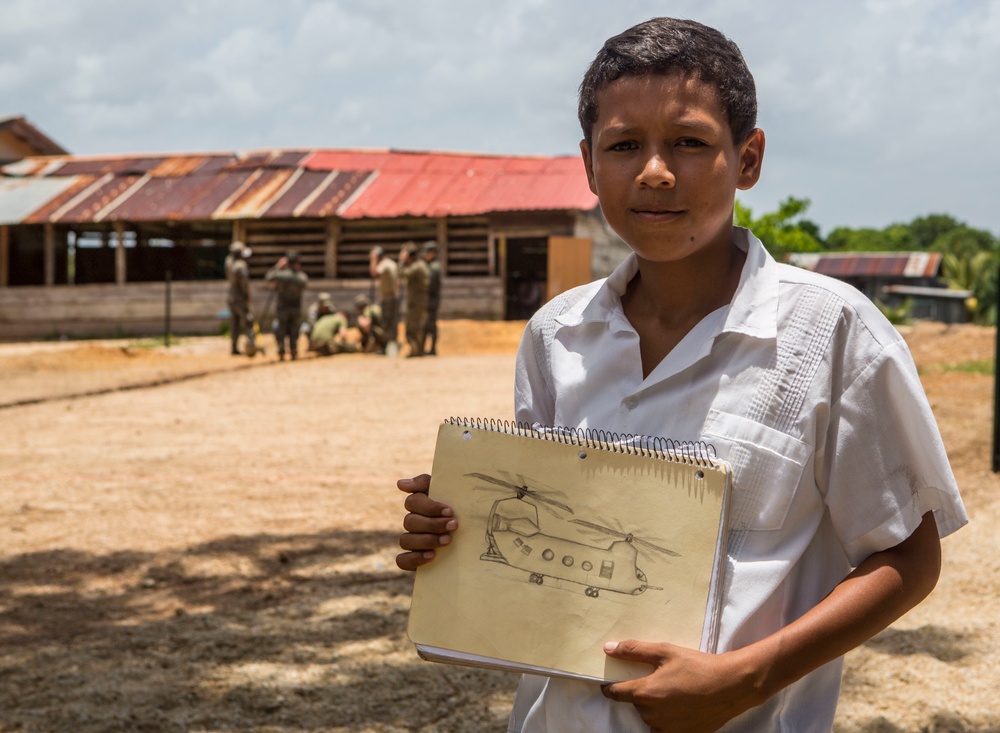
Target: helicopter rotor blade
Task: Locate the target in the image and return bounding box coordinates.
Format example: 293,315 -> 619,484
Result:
570,519 -> 681,557
464,472 -> 574,514
632,536 -> 681,557
465,472 -> 523,491
570,519 -> 623,536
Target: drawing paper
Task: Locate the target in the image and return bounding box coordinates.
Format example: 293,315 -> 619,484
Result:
407,420 -> 731,682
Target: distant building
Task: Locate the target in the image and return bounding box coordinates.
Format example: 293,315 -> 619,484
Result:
786,251 -> 971,323
0,128 -> 626,339
0,115 -> 69,164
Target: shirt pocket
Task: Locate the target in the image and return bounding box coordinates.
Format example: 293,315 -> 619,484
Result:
701,409 -> 814,532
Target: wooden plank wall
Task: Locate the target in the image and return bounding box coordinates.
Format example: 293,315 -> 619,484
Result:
0,277 -> 503,341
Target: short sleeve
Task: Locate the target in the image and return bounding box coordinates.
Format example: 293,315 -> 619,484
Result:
819,339 -> 967,566
514,313 -> 556,427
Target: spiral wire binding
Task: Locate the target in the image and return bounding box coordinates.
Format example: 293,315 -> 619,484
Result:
446,416 -> 717,467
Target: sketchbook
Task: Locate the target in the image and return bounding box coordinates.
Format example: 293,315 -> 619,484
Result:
406,418 -> 732,683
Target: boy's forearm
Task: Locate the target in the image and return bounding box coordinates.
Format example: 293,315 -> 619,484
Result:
739,511 -> 941,701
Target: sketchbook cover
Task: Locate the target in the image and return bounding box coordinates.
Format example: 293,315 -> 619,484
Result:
406,420 -> 731,683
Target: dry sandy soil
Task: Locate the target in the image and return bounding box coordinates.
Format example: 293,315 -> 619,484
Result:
0,319 -> 998,732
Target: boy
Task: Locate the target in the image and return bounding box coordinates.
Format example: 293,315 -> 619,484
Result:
396,18 -> 967,733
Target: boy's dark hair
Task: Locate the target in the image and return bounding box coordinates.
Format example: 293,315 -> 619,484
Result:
578,17 -> 757,147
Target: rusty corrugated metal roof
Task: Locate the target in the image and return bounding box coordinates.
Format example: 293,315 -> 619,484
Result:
0,148 -> 597,225
0,175 -> 82,225
787,252 -> 942,279
303,150 -> 597,218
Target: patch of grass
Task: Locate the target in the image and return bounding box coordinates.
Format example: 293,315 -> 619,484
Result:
126,336 -> 181,349
940,358 -> 995,375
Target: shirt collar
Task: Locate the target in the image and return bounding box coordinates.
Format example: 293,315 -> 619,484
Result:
554,227 -> 778,340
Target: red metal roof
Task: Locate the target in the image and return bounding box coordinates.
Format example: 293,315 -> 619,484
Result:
303,150 -> 597,218
0,148 -> 598,225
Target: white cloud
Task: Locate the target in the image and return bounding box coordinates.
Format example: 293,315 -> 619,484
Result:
1,0 -> 998,234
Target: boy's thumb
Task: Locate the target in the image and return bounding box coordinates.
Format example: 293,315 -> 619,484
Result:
603,639 -> 664,666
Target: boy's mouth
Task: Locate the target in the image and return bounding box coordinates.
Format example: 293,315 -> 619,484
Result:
631,207 -> 684,220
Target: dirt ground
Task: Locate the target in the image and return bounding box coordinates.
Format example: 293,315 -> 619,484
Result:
1,319 -> 998,732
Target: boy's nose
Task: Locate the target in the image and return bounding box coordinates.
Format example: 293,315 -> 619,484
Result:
636,154 -> 676,187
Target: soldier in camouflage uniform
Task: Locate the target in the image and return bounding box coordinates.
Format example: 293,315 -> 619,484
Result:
369,245 -> 399,347
265,250 -> 309,361
308,309 -> 357,356
301,292 -> 334,343
398,241 -> 430,358
421,241 -> 442,356
224,241 -> 258,356
353,293 -> 388,354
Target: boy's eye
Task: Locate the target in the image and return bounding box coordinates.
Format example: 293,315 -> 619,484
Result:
608,140 -> 639,152
677,138 -> 707,148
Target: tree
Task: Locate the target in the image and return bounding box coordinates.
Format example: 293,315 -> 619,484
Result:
931,226 -> 998,261
826,224 -> 913,251
932,226 -> 1000,326
826,227 -> 887,252
734,196 -> 824,258
907,213 -> 963,250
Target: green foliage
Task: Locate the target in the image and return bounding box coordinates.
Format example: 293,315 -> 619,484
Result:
940,249 -> 998,326
931,226 -> 999,260
908,213 -> 963,250
874,298 -> 912,325
734,196 -> 824,258
940,358 -> 995,376
826,225 -> 913,251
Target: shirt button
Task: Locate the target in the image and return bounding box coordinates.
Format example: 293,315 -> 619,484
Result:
625,398 -> 637,410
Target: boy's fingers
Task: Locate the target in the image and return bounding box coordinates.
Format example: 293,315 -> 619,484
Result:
402,512 -> 457,534
395,550 -> 436,571
397,474 -> 432,493
399,529 -> 453,552
603,639 -> 666,666
403,490 -> 454,518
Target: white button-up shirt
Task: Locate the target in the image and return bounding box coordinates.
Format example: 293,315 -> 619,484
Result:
509,228 -> 967,732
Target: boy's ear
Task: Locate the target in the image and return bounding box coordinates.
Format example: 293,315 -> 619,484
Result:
579,139 -> 598,195
736,129 -> 765,191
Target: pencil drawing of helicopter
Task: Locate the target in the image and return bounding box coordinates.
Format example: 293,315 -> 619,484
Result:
466,471 -> 681,598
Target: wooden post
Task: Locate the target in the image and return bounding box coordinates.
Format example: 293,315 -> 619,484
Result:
993,264 -> 1000,473
44,223 -> 56,286
0,225 -> 9,287
496,233 -> 506,316
491,232 -> 503,279
114,221 -> 127,285
325,218 -> 340,278
437,218 -> 448,275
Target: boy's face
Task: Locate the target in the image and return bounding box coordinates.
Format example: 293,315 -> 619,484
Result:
580,73 -> 763,265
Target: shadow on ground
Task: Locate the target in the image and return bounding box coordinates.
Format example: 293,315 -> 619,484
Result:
2,533 -> 995,732
0,530 -> 518,732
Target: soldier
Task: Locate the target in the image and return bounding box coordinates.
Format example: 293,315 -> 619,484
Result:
308,308 -> 357,356
421,241 -> 442,356
354,293 -> 388,354
301,292 -> 334,343
398,241 -> 430,357
265,250 -> 309,361
224,240 -> 258,356
369,245 -> 399,348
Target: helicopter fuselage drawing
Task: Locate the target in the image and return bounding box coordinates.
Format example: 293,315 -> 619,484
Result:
478,493 -> 662,598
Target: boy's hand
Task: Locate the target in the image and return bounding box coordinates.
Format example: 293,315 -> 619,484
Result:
601,640 -> 762,733
395,474 -> 457,571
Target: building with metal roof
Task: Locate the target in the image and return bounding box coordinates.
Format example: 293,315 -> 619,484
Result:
0,145 -> 614,339
786,251 -> 969,323
0,116 -> 69,164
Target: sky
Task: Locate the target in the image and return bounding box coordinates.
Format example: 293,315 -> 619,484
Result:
2,0 -> 999,237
